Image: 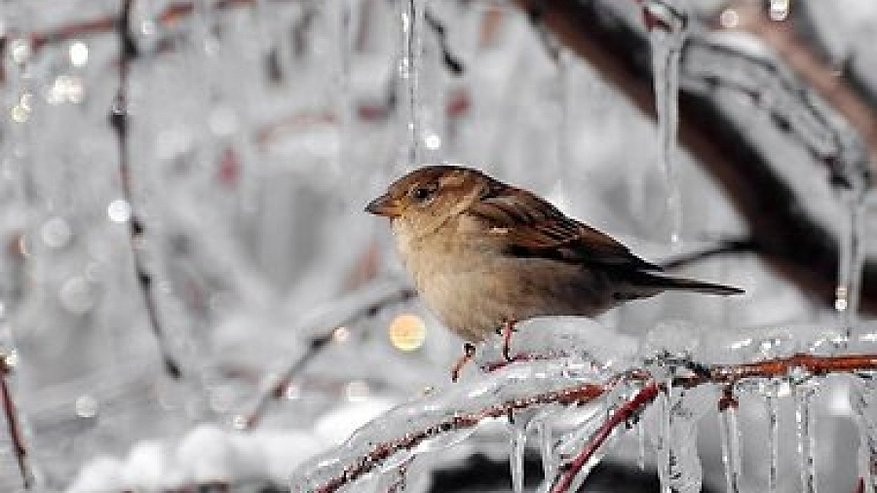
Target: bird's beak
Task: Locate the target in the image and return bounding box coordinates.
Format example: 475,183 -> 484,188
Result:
365,193 -> 401,218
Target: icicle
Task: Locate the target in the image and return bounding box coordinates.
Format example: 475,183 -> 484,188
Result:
653,384 -> 674,491
636,417 -> 646,471
793,381 -> 820,493
851,378 -> 877,493
717,387 -> 743,493
764,383 -> 780,493
836,192 -> 867,339
396,0 -> 427,168
332,0 -> 354,177
554,47 -> 572,193
644,0 -> 688,248
383,458 -> 412,493
536,417 -> 557,480
653,384 -> 704,493
509,422 -> 527,493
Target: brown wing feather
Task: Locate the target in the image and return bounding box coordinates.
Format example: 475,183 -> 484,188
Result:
466,186 -> 661,272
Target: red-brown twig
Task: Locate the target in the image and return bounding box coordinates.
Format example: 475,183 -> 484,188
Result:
311,382 -> 609,493
298,352 -> 877,493
708,353 -> 877,383
549,381 -> 660,493
0,357 -> 33,489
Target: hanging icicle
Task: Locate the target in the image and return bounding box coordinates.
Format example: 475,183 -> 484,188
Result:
654,385 -> 704,493
764,381 -> 781,493
851,378 -> 877,493
509,421 -> 527,493
642,0 -> 688,248
536,416 -> 557,480
396,0 -> 427,169
717,386 -> 743,493
793,380 -> 821,493
836,191 -> 868,339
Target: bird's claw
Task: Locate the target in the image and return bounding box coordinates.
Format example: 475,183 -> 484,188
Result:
450,343 -> 476,382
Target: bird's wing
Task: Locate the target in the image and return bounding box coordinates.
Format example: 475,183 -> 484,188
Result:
466,187 -> 661,272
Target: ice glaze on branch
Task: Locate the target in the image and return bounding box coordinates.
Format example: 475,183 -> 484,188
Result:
0,355 -> 33,489
291,352 -> 877,493
112,0 -> 183,379
548,382 -> 660,493
304,381 -> 611,493
511,0 -> 877,313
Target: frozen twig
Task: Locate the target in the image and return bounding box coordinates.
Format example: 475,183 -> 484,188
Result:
242,282 -> 415,429
548,381 -> 660,493
658,238 -> 757,270
26,0 -> 258,53
305,382 -> 609,493
112,0 -> 182,379
0,355 -> 33,489
294,352 -> 877,493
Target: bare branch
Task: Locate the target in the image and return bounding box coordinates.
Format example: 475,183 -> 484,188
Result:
0,356 -> 33,489
548,381 -> 660,493
111,0 -> 182,379
511,0 -> 877,313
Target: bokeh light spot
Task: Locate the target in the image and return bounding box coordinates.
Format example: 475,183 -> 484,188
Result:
388,314 -> 426,352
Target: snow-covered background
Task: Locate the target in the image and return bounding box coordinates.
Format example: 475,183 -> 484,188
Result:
0,0 -> 875,491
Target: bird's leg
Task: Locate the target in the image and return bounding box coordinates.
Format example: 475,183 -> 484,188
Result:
450,342 -> 476,383
501,320 -> 517,362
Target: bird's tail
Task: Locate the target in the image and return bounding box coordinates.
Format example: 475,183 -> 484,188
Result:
635,273 -> 744,296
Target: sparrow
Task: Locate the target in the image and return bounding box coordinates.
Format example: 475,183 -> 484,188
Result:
366,165 -> 743,380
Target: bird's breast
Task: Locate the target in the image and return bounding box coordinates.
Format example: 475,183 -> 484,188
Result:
391,224 -> 617,341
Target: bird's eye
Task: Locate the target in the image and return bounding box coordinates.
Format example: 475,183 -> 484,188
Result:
410,184 -> 437,202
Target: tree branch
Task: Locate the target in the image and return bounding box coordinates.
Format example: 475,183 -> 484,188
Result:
292,351 -> 877,493
0,356 -> 33,489
511,0 -> 877,313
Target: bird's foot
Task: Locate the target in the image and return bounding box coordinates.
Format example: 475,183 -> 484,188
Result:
500,320 -> 517,362
450,342 -> 477,383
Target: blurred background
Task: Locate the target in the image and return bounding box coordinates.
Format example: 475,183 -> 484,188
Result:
0,0 -> 875,491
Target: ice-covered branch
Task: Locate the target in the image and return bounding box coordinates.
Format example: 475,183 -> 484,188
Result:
548,381 -> 660,493
26,0 -> 257,53
0,354 -> 33,489
511,0 -> 877,313
112,0 -> 182,379
290,377 -> 612,493
289,321 -> 877,493
724,1 -> 877,167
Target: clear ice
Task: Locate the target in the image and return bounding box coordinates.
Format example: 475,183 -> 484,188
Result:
645,0 -> 688,247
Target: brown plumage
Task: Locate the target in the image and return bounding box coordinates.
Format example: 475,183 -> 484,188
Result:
366,165 -> 743,346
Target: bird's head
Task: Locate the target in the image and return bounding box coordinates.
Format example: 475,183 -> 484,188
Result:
365,165 -> 493,238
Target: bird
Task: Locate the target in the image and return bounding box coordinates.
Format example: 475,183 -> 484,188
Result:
366,165 -> 743,380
